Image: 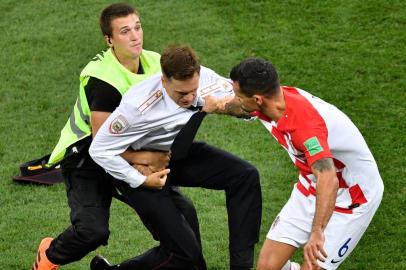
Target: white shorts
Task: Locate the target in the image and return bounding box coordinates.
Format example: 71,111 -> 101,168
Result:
267,185 -> 382,270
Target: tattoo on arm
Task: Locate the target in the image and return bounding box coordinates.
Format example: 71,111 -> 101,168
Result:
312,158 -> 334,173
224,100 -> 251,118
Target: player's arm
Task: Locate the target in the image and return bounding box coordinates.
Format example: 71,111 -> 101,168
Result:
311,158 -> 339,233
223,96 -> 251,118
304,157 -> 339,268
199,67 -> 251,118
203,95 -> 250,118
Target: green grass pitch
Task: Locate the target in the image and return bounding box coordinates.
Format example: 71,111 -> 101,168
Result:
0,1 -> 405,269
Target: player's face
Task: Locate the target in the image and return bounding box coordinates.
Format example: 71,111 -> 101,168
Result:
163,72 -> 200,108
232,81 -> 258,113
109,14 -> 143,59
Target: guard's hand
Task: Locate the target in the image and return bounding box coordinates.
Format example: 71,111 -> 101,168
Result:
122,149 -> 171,171
141,168 -> 170,189
147,151 -> 171,172
304,229 -> 327,269
134,164 -> 153,176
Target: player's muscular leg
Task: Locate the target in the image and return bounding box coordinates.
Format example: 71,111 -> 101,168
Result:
257,239 -> 296,270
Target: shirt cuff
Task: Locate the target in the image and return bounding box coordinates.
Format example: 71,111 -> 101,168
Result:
125,169 -> 147,188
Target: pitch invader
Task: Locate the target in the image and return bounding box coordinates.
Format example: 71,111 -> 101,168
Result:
89,45 -> 261,270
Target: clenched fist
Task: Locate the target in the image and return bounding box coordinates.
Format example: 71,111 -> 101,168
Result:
141,168 -> 170,189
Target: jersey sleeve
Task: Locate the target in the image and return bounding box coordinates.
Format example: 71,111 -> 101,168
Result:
293,115 -> 333,166
89,103 -> 148,188
85,77 -> 122,112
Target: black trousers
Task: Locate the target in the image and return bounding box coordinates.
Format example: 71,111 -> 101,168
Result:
117,142 -> 262,269
114,180 -> 206,270
46,153 -> 201,268
172,142 -> 262,268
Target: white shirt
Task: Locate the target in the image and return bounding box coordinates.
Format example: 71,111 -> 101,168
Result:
89,66 -> 233,188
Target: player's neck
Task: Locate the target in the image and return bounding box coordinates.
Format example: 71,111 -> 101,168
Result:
261,89 -> 285,121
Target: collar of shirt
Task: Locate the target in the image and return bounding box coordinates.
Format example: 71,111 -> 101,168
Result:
161,87 -> 200,111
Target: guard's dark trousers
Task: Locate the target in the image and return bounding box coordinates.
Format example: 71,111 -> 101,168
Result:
115,142 -> 262,269
46,152 -> 201,268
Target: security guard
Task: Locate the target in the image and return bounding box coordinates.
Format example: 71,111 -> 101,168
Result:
32,4 -> 195,270
89,45 -> 262,270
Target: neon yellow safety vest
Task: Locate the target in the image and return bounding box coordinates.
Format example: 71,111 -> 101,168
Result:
48,48 -> 161,164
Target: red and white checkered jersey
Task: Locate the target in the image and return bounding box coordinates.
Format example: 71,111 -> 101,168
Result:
253,86 -> 383,212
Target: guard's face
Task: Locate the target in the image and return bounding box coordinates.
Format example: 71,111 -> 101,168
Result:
108,13 -> 143,59
233,81 -> 258,113
163,72 -> 200,108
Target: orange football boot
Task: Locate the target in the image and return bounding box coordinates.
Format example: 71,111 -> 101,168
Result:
32,237 -> 59,270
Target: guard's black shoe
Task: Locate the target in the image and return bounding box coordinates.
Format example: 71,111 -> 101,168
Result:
90,255 -> 113,270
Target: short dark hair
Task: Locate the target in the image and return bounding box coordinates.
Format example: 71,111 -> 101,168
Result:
230,57 -> 280,97
99,3 -> 140,37
160,45 -> 201,81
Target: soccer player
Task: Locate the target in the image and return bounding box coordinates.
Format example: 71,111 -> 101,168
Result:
89,45 -> 262,270
31,3 -> 177,270
209,57 -> 384,270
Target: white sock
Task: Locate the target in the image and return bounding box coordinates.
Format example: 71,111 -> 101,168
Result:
290,262 -> 301,270
281,260 -> 301,270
